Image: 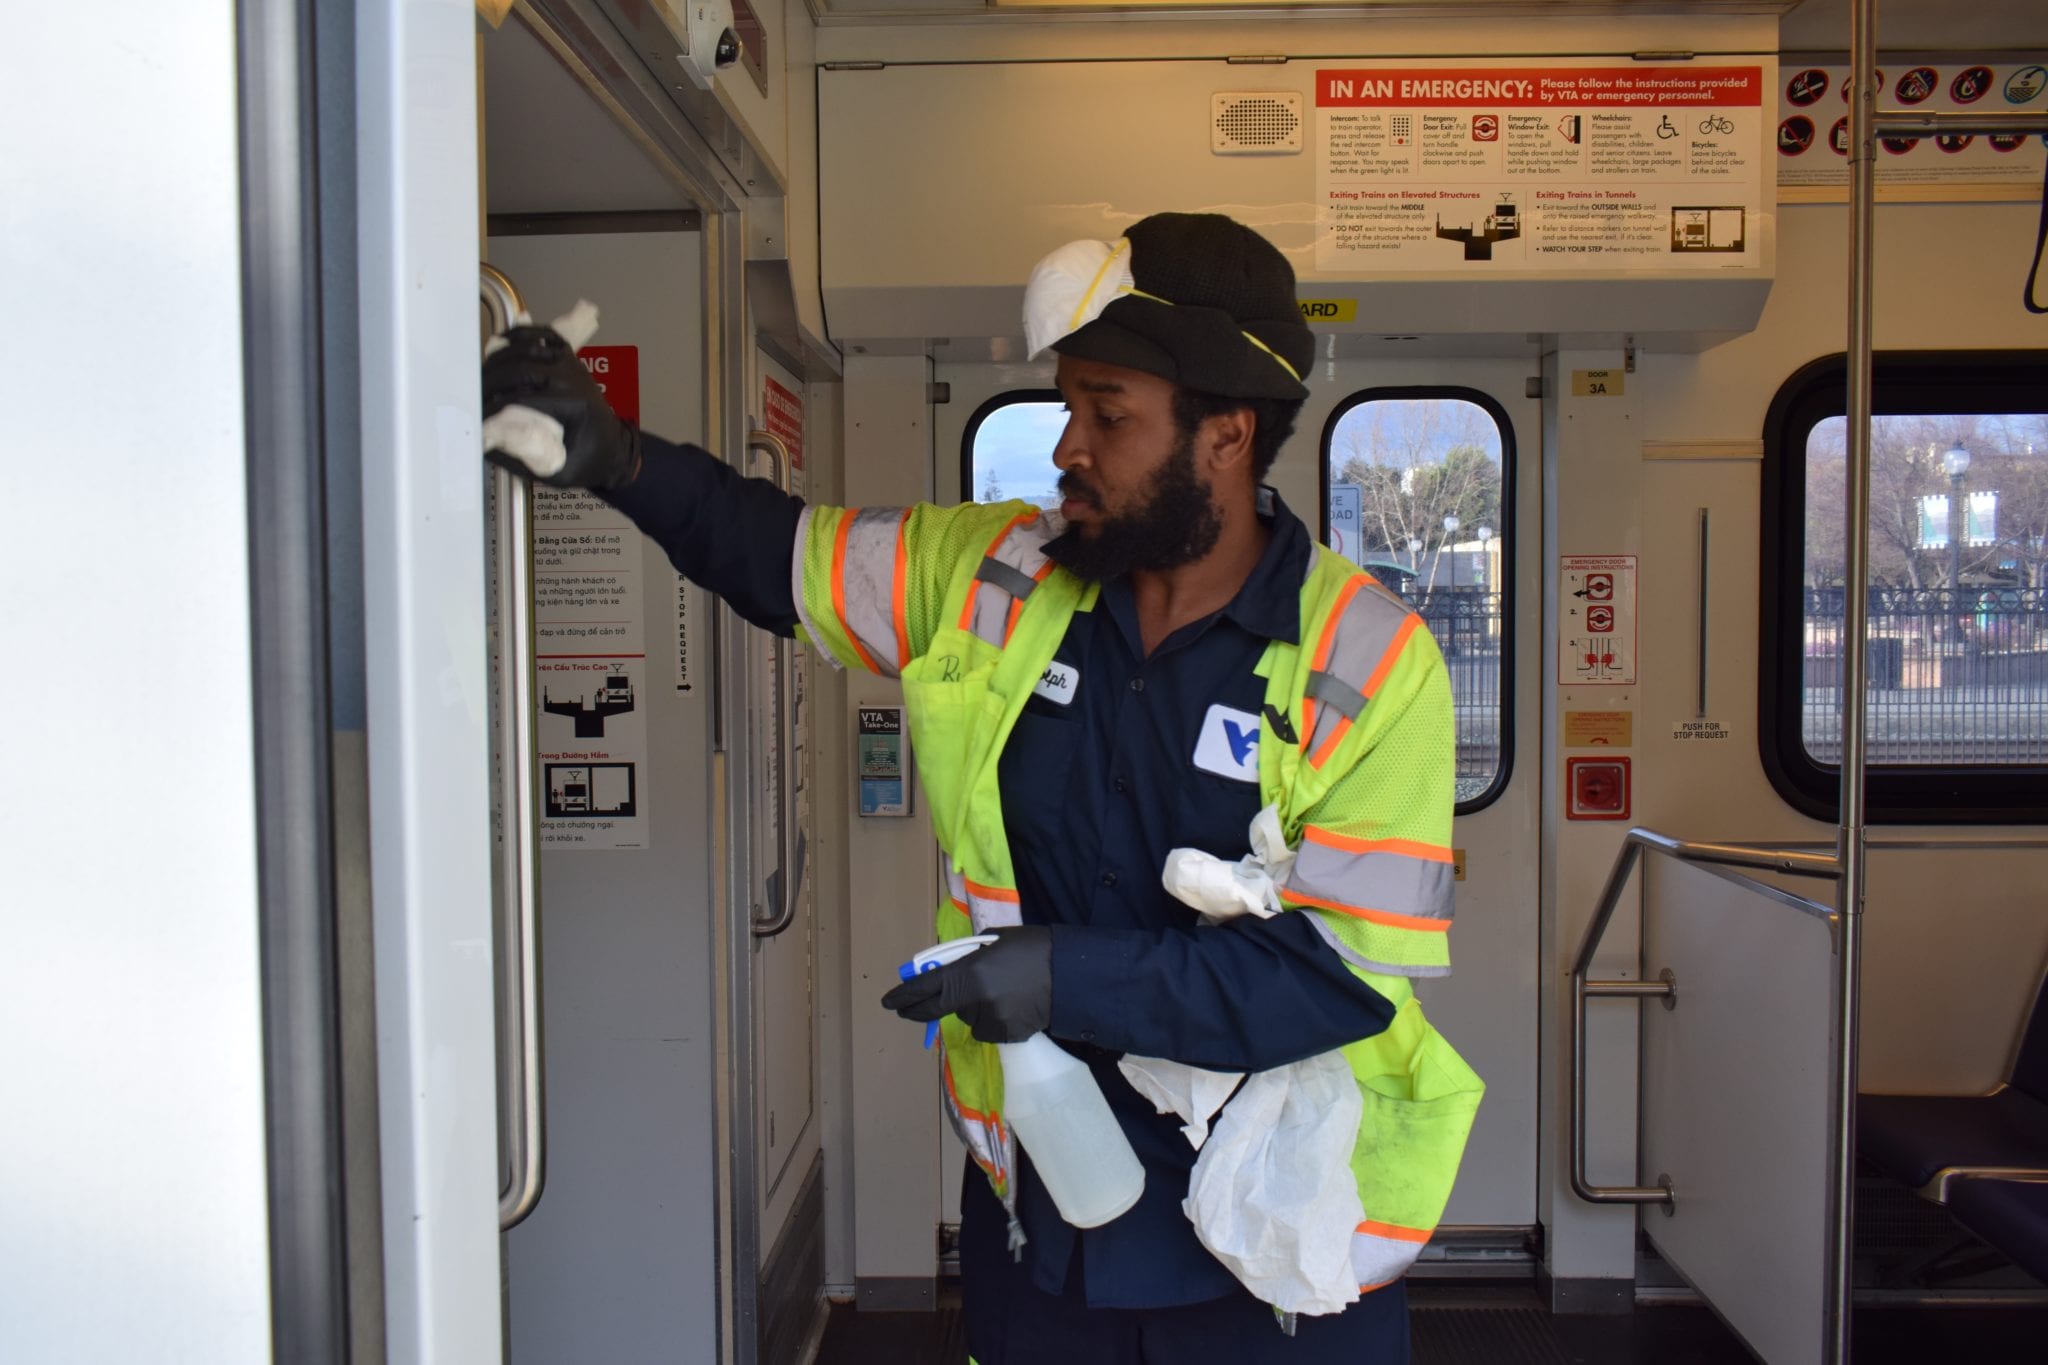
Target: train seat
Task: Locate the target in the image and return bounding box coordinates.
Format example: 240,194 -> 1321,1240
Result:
1945,1178 -> 2048,1285
1858,968 -> 2048,1200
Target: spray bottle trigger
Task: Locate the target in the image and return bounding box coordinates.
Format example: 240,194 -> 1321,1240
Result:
897,934 -> 1000,1050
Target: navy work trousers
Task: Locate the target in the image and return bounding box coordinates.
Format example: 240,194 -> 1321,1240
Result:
959,1164 -> 1411,1365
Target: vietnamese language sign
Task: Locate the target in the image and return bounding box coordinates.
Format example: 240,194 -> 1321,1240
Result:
534,487 -> 650,850
1315,61 -> 1768,273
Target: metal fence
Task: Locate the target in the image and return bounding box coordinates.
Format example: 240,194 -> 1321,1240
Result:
1413,589 -> 1505,799
1802,587 -> 2048,765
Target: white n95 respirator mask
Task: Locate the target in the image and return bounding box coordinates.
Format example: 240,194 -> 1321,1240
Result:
1023,237 -> 1134,360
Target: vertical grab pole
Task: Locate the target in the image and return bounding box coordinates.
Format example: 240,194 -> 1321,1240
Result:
1829,3 -> 1880,1359
480,263 -> 546,1230
1696,508 -> 1711,720
746,430 -> 802,938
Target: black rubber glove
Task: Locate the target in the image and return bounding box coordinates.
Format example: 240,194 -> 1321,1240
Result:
881,926 -> 1054,1044
482,324 -> 642,490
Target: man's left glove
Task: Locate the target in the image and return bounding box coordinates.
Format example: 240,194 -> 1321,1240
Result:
482,315 -> 641,490
881,926 -> 1053,1044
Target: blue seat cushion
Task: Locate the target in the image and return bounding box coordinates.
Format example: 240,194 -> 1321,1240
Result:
1858,1089 -> 2048,1189
1947,1178 -> 2048,1283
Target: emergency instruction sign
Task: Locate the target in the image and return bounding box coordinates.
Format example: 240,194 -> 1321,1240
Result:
1315,60 -> 1768,273
1559,555 -> 1638,687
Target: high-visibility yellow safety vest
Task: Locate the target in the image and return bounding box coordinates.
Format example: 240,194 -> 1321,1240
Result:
793,498 -> 1485,1295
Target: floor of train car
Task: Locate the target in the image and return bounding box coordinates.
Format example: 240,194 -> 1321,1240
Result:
813,1283 -> 2046,1364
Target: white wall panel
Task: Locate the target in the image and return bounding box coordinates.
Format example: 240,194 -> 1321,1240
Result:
0,5 -> 272,1360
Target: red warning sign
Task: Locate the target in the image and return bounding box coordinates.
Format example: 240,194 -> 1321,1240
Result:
1778,116 -> 1815,155
1786,68 -> 1829,107
1315,65 -> 1763,108
1587,605 -> 1615,633
1894,67 -> 1938,106
1584,573 -> 1614,601
763,375 -> 805,471
1951,66 -> 1994,104
578,346 -> 639,424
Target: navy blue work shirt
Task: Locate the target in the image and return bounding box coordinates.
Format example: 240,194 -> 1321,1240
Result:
993,486 -> 1394,1309
609,436 -> 1397,1310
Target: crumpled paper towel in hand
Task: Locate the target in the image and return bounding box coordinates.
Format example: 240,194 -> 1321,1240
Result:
1181,1050 -> 1365,1317
1158,804 -> 1296,921
481,300 -> 601,480
1117,1056 -> 1242,1149
1119,802 -> 1366,1316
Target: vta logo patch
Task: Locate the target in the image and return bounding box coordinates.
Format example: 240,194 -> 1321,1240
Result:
1222,718 -> 1260,766
1193,704 -> 1263,782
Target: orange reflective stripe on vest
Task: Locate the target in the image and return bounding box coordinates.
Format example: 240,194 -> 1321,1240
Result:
1285,827 -> 1456,929
1351,1219 -> 1433,1292
1299,575 -> 1423,767
945,854 -> 1023,931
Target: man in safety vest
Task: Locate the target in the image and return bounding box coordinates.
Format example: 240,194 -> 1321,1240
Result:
484,212 -> 1481,1364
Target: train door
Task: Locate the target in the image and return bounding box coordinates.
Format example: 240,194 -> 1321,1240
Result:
478,12 -> 822,1362
749,347 -> 824,1338
1308,354 -> 1544,1241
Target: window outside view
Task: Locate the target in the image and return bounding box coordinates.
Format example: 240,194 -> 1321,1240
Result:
1802,414 -> 2048,766
1325,396 -> 1508,803
968,400 -> 1066,509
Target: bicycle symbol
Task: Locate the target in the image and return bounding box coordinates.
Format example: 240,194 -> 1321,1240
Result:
1698,114 -> 1735,135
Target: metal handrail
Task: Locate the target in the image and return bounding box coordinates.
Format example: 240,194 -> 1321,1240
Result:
746,429 -> 804,939
1874,110 -> 2048,138
1568,829 -> 1839,1207
482,262 -> 546,1229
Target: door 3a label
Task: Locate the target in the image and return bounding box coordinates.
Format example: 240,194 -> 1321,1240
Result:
1559,554 -> 1638,686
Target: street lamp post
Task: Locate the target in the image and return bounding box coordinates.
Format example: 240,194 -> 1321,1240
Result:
1443,513 -> 1460,657
1406,537 -> 1424,601
1474,523 -> 1493,651
1943,442 -> 1970,649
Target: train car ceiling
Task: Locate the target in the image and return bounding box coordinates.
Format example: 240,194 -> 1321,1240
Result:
484,16 -> 696,216
816,21 -> 1785,355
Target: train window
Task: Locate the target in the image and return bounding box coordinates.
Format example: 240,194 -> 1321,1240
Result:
1321,390 -> 1514,811
1761,352 -> 2048,823
963,390 -> 1065,508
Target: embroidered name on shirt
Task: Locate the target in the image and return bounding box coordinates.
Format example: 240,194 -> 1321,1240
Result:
1033,661 -> 1080,706
1193,703 -> 1262,781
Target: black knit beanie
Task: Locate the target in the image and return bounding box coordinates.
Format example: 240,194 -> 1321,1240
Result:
1050,213 -> 1312,401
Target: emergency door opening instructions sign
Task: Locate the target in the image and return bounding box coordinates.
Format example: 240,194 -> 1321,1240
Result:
1315,61 -> 1767,273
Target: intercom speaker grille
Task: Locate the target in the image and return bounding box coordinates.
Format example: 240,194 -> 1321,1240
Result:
1211,92 -> 1303,155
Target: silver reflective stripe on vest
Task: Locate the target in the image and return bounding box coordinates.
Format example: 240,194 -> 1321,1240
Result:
964,513 -> 1060,648
940,1043 -> 1015,1193
1305,669 -> 1364,721
1288,831 -> 1455,925
1301,910 -> 1447,979
1304,577 -> 1420,762
946,855 -> 1023,932
837,507 -> 910,675
1351,1222 -> 1432,1290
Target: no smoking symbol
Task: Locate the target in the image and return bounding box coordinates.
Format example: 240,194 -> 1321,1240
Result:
1587,606 -> 1615,633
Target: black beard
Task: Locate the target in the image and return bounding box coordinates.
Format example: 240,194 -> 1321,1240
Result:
1043,432 -> 1224,581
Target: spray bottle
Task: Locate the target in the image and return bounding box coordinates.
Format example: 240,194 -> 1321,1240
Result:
902,936 -> 1145,1228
